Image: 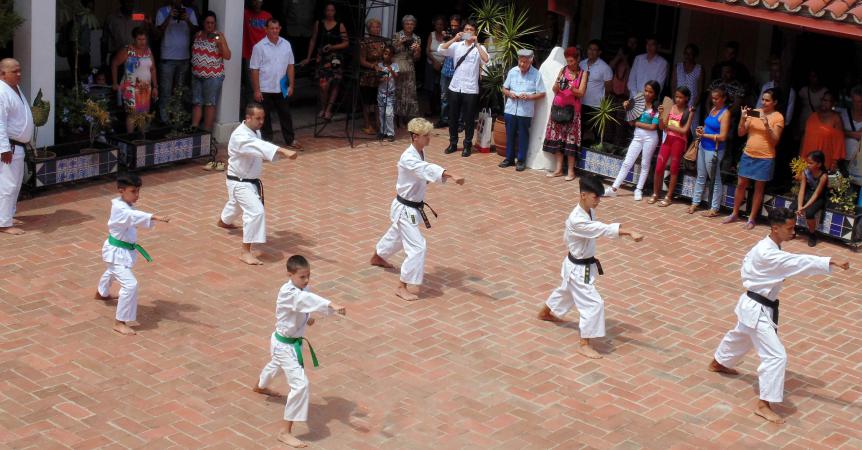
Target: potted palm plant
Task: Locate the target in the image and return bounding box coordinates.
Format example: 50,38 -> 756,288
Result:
472,0 -> 539,155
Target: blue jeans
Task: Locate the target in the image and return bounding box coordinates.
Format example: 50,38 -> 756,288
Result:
504,113 -> 532,162
378,88 -> 396,137
691,144 -> 725,210
159,59 -> 190,123
440,75 -> 452,123
192,76 -> 224,106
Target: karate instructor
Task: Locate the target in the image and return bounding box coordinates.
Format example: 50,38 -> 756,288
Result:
0,58 -> 33,236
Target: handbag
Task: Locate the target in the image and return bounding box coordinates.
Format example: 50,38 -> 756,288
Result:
551,105 -> 574,123
683,137 -> 700,163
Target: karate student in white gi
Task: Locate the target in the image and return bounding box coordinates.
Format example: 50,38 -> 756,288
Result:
253,255 -> 346,448
0,58 -> 33,236
96,174 -> 170,336
709,207 -> 849,424
370,118 -> 466,301
217,103 -> 298,265
538,174 -> 643,359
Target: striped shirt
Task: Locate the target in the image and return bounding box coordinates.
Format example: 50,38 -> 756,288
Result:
191,33 -> 224,78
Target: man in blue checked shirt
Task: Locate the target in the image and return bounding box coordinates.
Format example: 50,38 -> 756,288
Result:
499,49 -> 546,171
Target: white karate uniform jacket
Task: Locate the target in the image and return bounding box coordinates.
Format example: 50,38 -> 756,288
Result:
546,205 -> 620,338
258,281 -> 334,421
375,145 -> 445,285
101,197 -> 154,267
220,122 -> 279,243
0,80 -> 33,227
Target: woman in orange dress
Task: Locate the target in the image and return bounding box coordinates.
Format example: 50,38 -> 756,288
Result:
800,91 -> 844,171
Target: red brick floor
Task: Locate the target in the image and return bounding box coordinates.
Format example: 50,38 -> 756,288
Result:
2,128 -> 861,449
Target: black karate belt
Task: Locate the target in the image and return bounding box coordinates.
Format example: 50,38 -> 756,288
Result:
747,290 -> 779,326
568,253 -> 603,284
8,139 -> 26,154
396,194 -> 437,229
227,175 -> 264,205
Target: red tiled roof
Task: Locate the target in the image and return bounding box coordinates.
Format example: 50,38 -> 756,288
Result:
716,0 -> 862,24
644,0 -> 862,39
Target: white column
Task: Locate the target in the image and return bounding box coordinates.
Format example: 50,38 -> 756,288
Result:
526,47 -> 566,171
211,0 -> 243,143
14,0 -> 56,147
561,18 -> 571,48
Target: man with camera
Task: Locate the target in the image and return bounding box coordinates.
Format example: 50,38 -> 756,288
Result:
438,20 -> 489,157
155,0 -> 198,124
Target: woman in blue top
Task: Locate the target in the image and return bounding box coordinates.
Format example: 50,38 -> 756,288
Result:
605,80 -> 661,201
689,86 -> 731,216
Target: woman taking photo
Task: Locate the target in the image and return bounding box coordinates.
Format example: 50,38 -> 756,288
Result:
541,46 -> 587,181
300,2 -> 349,122
724,88 -> 785,230
689,87 -> 730,216
112,27 -> 157,134
359,18 -> 386,135
392,15 -> 422,125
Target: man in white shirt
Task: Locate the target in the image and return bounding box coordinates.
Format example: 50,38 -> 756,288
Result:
756,60 -> 795,127
155,0 -> 198,123
0,59 -> 33,236
437,21 -> 489,157
250,19 -> 302,149
709,208 -> 848,424
579,39 -> 613,144
218,103 -> 298,265
627,35 -> 668,98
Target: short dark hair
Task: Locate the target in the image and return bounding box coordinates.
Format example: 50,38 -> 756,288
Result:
768,207 -> 796,226
449,14 -> 461,23
726,41 -> 740,52
807,150 -> 825,168
587,39 -> 602,52
579,174 -> 604,196
383,44 -> 396,55
463,20 -> 478,31
202,10 -> 217,23
645,34 -> 659,45
685,43 -> 699,58
266,18 -> 279,27
286,255 -> 310,273
117,173 -> 142,189
245,102 -> 264,117
131,26 -> 147,39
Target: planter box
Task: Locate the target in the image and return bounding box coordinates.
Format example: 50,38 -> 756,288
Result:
578,147 -> 641,184
31,141 -> 119,188
764,193 -> 862,245
107,128 -> 212,170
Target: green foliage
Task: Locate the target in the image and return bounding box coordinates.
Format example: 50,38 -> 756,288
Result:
0,0 -> 24,48
828,173 -> 857,214
165,85 -> 191,137
587,97 -> 620,146
479,63 -> 507,115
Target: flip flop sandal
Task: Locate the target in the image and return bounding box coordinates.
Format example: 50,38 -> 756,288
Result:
564,175 -> 575,181
647,194 -> 659,204
702,209 -> 720,218
687,205 -> 697,214
657,198 -> 672,207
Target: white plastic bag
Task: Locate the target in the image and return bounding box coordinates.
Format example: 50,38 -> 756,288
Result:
475,108 -> 493,152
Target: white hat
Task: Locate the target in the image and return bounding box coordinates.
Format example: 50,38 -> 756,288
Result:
517,49 -> 534,58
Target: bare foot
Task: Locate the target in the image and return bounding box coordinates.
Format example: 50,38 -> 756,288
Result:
395,286 -> 419,301
252,385 -> 280,396
537,305 -> 564,323
126,320 -> 140,327
708,358 -> 739,375
12,218 -> 23,225
240,252 -> 264,265
405,284 -> 420,295
0,227 -> 25,235
754,403 -> 785,424
577,343 -> 603,359
252,248 -> 267,258
217,219 -> 238,229
94,292 -> 116,301
370,253 -> 394,268
112,323 -> 137,335
276,432 -> 308,448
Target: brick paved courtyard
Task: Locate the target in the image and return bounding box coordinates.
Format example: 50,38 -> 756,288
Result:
1,128 -> 860,449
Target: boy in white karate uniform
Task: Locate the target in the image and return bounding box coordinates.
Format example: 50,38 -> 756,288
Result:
538,174 -> 643,359
709,207 -> 849,424
253,255 -> 346,448
95,174 -> 170,335
218,103 -> 298,265
370,118 -> 465,301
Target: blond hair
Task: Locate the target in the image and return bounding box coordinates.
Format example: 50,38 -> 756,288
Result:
407,118 -> 433,136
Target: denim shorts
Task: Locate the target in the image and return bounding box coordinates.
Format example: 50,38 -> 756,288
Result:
192,76 -> 224,106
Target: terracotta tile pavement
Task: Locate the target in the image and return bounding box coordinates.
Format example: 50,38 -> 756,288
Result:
1,128 -> 861,449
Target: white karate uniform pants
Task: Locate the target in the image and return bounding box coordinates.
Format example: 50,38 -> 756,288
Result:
545,259 -> 605,339
714,316 -> 787,402
0,150 -> 25,228
258,334 -> 310,422
612,128 -> 659,191
98,263 -> 139,322
221,180 -> 266,244
375,200 -> 426,285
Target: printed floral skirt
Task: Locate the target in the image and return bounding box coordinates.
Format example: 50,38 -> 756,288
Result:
542,111 -> 581,156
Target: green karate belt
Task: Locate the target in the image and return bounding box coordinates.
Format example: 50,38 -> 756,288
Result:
274,332 -> 319,368
108,235 -> 153,262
